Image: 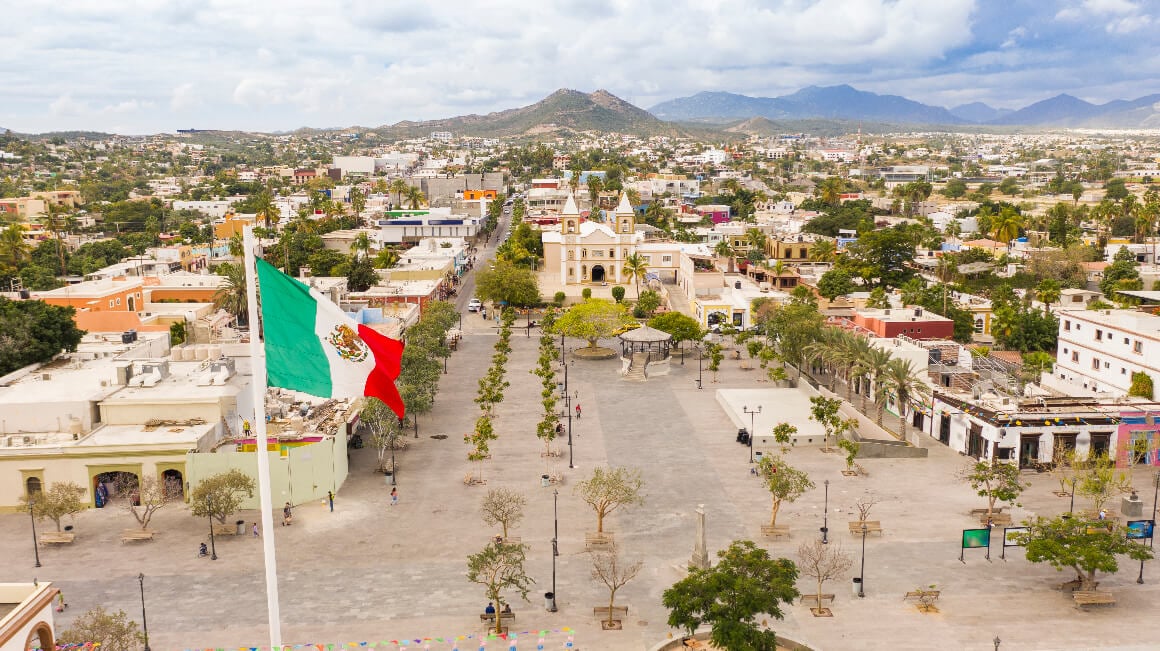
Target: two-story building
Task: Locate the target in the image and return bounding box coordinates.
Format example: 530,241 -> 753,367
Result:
1046,309 -> 1160,398
541,194 -> 643,286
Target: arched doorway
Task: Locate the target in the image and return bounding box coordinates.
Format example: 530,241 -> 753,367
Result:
25,476 -> 42,496
707,311 -> 727,329
591,265 -> 606,283
127,296 -> 136,311
24,621 -> 54,651
93,471 -> 139,508
162,468 -> 184,499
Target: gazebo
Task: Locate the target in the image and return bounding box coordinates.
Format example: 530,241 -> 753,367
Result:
618,326 -> 673,379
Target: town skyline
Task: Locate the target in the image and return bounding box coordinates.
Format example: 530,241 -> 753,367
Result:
4,0 -> 1159,133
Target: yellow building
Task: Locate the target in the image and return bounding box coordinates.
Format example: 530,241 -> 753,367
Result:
542,193 -> 642,286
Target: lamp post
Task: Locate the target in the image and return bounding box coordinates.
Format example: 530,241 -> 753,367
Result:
550,488 -> 559,612
742,405 -> 761,463
441,336 -> 448,374
206,494 -> 217,560
137,573 -> 152,651
821,479 -> 830,544
858,522 -> 867,597
696,344 -> 703,390
993,636 -> 1001,651
28,500 -> 40,568
1151,470 -> 1160,549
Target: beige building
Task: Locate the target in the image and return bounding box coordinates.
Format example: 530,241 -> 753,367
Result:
542,193 -> 643,286
0,582 -> 58,651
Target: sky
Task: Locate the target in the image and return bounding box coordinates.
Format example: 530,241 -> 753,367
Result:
3,0 -> 1159,134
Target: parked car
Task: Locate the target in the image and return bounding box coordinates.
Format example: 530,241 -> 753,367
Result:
468,298 -> 483,312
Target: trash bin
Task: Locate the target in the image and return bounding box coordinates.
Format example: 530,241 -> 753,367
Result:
737,428 -> 749,444
852,577 -> 863,597
541,474 -> 550,488
385,470 -> 395,486
544,592 -> 556,611
235,520 -> 245,535
754,451 -> 763,462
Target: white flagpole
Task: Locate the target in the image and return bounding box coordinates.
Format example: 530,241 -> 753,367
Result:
243,225 -> 283,648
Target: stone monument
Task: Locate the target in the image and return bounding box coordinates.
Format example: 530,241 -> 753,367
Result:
690,504 -> 710,569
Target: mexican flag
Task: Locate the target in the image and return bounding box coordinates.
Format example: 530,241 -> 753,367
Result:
256,258 -> 406,419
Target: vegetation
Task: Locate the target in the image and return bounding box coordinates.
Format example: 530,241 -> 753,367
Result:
757,455 -> 814,528
117,475 -> 175,531
1129,371 -> 1155,400
1017,515 -> 1153,591
20,481 -> 86,532
576,466 -> 645,534
58,607 -> 144,651
189,470 -> 257,524
663,540 -> 798,650
797,539 -> 853,613
466,541 -> 535,635
589,541 -> 644,627
960,461 -> 1026,520
360,396 -> 405,473
551,299 -> 633,349
0,298 -> 85,375
474,258 -> 541,308
480,488 -> 527,540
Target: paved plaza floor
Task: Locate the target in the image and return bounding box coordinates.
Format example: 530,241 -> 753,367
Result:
5,339 -> 1160,650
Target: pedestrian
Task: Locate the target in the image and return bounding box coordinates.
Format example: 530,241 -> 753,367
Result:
282,502 -> 292,526
575,403 -> 582,419
252,522 -> 260,537
390,487 -> 398,507
327,490 -> 334,512
243,419 -> 251,435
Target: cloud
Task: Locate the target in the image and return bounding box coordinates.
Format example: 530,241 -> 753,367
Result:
3,0 -> 1159,132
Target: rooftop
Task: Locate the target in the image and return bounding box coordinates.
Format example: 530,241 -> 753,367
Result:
1058,308 -> 1160,335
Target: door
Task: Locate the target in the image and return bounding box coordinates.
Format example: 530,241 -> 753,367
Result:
967,424 -> 984,459
1090,432 -> 1111,459
1019,435 -> 1040,469
939,415 -> 951,445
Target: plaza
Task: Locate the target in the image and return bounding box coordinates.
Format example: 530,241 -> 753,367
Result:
4,325 -> 1160,650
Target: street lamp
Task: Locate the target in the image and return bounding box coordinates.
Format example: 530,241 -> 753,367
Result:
441,336 -> 448,374
821,479 -> 830,544
858,522 -> 867,597
550,488 -> 559,612
560,390 -> 578,469
993,636 -> 1001,651
137,573 -> 152,651
28,500 -> 40,568
206,494 -> 218,560
696,344 -> 704,390
742,405 -> 761,463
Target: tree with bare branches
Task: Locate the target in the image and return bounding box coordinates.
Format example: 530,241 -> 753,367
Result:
797,539 -> 853,615
117,475 -> 174,531
590,541 -> 643,628
480,488 -> 527,540
853,494 -> 880,523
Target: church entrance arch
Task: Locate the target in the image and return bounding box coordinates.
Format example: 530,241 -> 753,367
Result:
591,265 -> 606,283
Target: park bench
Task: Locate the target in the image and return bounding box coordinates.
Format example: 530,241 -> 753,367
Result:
120,529 -> 155,543
211,524 -> 237,536
493,536 -> 522,546
980,512 -> 1013,526
479,611 -> 515,623
760,524 -> 790,539
970,507 -> 1004,516
1073,591 -> 1116,607
904,590 -> 940,602
39,531 -> 75,545
1059,578 -> 1098,592
585,532 -> 614,549
463,473 -> 487,486
593,605 -> 628,619
849,521 -> 883,536
798,594 -> 835,605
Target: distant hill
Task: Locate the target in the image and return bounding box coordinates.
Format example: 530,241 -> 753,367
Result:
377,89 -> 684,138
949,102 -> 1013,123
651,85 -> 966,125
652,85 -> 1160,128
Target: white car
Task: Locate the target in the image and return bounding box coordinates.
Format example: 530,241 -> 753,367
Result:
468,298 -> 483,312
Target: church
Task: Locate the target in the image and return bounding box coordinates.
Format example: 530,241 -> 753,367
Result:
541,192 -> 644,287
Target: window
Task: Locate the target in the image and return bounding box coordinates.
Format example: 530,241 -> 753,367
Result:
1064,320 -> 1071,330
1092,358 -> 1100,370
662,255 -> 672,263
609,249 -> 614,259
1062,347 -> 1068,354
1124,337 -> 1129,344
1135,341 -> 1143,354
1096,329 -> 1103,341
1072,351 -> 1079,362
1122,368 -> 1127,375
1104,361 -> 1110,369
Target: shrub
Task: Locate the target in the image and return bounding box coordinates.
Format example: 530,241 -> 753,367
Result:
553,291 -> 566,307
582,287 -> 592,300
611,286 -> 626,303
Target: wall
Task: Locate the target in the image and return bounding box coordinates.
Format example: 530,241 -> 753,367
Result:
0,583 -> 56,651
0,452 -> 190,511
99,399 -> 226,426
185,433 -> 348,509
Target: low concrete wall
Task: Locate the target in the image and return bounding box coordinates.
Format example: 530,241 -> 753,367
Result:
649,629 -> 814,651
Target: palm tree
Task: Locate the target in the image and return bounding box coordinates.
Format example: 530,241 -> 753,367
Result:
373,247 -> 400,269
389,179 -> 410,210
746,228 -> 767,260
808,239 -> 836,263
213,263 -> 248,326
944,219 -> 962,241
881,358 -> 928,443
861,347 -> 893,420
350,232 -> 371,260
622,252 -> 648,298
349,187 -> 367,224
253,190 -> 278,229
404,186 -> 426,210
228,233 -> 244,258
1035,279 -> 1061,313
0,224 -> 30,270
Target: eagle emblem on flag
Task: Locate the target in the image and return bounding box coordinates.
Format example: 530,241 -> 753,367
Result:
326,324 -> 370,362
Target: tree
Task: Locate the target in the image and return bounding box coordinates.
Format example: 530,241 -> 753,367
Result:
189,469 -> 256,524
808,395 -> 848,451
622,252 -> 648,298
19,481 -> 85,532
466,541 -> 535,635
349,186 -> 366,222
1017,514 -> 1152,591
1129,371 -> 1155,399
1100,246 -> 1142,298
881,358 -> 928,443
838,438 -> 860,472
1035,278 -> 1061,313
553,299 -> 633,349
345,254 -> 378,292
0,224 -> 30,270
866,286 -> 890,309
611,285 -> 626,303
998,177 -> 1020,196
590,541 -> 643,628
648,311 -> 703,359
389,178 -> 409,209
404,185 -> 426,209
808,238 -> 836,263
663,540 -> 798,650
480,488 -> 527,540
474,258 -> 541,308
797,539 -> 853,614
634,289 -> 662,318
0,298 -> 85,376
757,455 -> 814,528
706,342 -> 724,381
117,475 -> 174,530
576,466 -> 644,534
838,227 -> 916,289
1076,453 -> 1132,512
960,460 -> 1026,520
772,423 -> 796,452
212,262 -> 248,325
817,268 -> 856,300
57,607 -> 144,651
361,396 -> 404,473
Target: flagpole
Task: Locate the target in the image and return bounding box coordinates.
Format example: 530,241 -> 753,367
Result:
243,225 -> 283,648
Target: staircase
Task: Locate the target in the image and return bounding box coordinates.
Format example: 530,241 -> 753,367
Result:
624,352 -> 649,381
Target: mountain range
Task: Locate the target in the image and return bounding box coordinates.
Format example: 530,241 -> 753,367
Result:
649,85 -> 1160,129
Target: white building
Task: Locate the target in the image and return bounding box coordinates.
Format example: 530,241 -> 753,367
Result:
332,156 -> 376,177
1047,309 -> 1160,397
171,199 -> 239,219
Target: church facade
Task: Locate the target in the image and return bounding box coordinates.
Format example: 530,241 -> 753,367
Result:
542,193 -> 644,286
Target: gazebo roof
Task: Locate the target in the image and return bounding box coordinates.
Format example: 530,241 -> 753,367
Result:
618,325 -> 672,343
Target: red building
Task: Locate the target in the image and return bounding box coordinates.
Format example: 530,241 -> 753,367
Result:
849,306 -> 954,340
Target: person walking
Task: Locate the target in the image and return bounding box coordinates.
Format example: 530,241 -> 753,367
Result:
252,522 -> 260,537
282,502 -> 292,526
390,487 -> 398,507
327,490 -> 335,512
575,403 -> 582,419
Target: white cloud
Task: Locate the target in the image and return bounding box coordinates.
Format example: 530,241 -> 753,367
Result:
170,83 -> 200,111
49,94 -> 87,116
